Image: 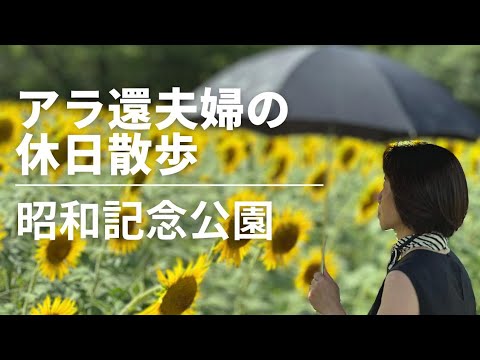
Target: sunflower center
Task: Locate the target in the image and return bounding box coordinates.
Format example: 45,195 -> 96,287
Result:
304,152 -> 313,164
312,170 -> 327,192
341,147 -> 355,166
303,263 -> 320,285
118,209 -> 137,238
151,135 -> 160,148
46,233 -> 73,264
362,190 -> 379,212
133,170 -> 147,185
159,276 -> 198,314
53,137 -> 69,165
131,171 -> 148,193
224,146 -> 236,163
0,163 -> 4,172
227,216 -> 250,249
272,157 -> 287,181
85,155 -> 94,166
264,139 -> 274,155
0,118 -> 14,144
272,222 -> 300,254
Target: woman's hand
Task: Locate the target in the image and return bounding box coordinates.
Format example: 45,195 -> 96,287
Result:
308,267 -> 346,315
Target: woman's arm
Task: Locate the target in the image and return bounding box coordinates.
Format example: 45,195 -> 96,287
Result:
376,270 -> 419,315
309,268 -> 419,315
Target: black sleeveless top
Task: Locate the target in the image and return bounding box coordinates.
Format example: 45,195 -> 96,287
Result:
368,249 -> 476,315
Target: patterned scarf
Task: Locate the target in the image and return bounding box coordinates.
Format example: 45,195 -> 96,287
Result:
387,232 -> 450,271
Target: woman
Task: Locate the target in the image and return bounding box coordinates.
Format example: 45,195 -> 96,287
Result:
309,141 -> 476,315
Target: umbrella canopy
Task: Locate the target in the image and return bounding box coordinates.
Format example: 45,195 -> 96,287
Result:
192,45 -> 480,141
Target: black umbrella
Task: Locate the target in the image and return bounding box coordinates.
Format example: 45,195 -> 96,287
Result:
192,45 -> 480,141
191,45 -> 480,275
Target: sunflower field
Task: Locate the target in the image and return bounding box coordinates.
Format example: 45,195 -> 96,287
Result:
1,100 -> 479,315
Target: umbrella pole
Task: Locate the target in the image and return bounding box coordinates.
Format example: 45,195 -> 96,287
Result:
321,125 -> 334,275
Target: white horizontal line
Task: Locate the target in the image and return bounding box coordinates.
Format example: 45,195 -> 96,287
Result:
15,183 -> 324,187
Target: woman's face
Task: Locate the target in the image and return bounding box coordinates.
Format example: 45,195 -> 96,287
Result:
377,176 -> 402,231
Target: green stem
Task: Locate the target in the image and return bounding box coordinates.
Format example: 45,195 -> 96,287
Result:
207,239 -> 221,263
90,240 -> 108,300
0,288 -> 20,299
1,252 -> 12,293
118,284 -> 164,315
22,266 -> 38,315
233,246 -> 262,315
322,132 -> 335,274
128,252 -> 153,292
4,269 -> 10,293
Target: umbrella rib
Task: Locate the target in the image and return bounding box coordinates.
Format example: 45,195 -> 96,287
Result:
368,55 -> 419,138
272,46 -> 320,100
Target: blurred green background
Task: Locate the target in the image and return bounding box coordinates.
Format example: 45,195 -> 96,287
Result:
2,45 -> 480,113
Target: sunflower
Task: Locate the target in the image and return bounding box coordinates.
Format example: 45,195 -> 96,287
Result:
295,249 -> 339,295
127,152 -> 158,194
138,254 -> 210,315
0,156 -> 14,184
301,136 -> 325,167
435,137 -> 466,161
262,209 -> 312,270
215,128 -> 258,156
108,190 -> 147,256
260,136 -> 289,163
0,220 -> 7,252
31,295 -> 77,315
468,142 -> 480,181
0,102 -> 24,153
267,145 -> 295,184
355,176 -> 383,225
359,144 -> 383,177
35,227 -> 86,281
235,128 -> 258,157
213,190 -> 266,267
334,137 -> 364,172
304,162 -> 336,201
216,136 -> 247,174
199,174 -> 212,183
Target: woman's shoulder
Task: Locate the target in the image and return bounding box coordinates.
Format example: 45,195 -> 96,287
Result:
393,248 -> 460,273
400,247 -> 454,261
391,249 -> 476,315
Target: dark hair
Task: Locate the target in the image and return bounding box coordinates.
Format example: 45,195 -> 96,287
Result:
383,141 -> 468,237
